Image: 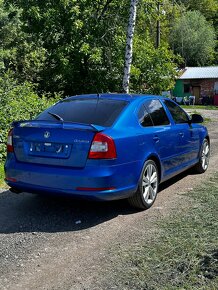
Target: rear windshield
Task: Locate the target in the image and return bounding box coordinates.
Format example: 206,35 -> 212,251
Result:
37,98 -> 128,127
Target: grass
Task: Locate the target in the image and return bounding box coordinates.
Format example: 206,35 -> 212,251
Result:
184,109 -> 212,124
0,162 -> 6,188
181,105 -> 218,110
107,173 -> 218,290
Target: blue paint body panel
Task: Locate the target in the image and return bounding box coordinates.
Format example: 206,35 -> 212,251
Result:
5,94 -> 209,201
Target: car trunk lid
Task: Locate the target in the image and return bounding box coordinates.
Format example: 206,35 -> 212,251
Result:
12,120 -> 104,168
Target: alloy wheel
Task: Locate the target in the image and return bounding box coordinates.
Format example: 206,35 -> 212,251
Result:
201,140 -> 210,170
142,163 -> 158,205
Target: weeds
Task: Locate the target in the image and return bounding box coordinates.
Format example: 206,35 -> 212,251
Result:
107,173 -> 218,289
0,162 -> 5,188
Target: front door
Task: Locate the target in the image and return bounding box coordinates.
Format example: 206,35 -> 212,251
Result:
162,99 -> 200,168
192,86 -> 201,104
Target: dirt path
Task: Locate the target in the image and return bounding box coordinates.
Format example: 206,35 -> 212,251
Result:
0,109 -> 217,290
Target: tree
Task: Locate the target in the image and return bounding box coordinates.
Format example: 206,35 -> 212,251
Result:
122,0 -> 138,93
179,0 -> 218,63
0,1 -> 21,72
170,10 -> 216,66
4,0 -> 179,95
7,0 -> 130,95
131,33 -> 178,94
179,0 -> 218,20
0,1 -> 47,83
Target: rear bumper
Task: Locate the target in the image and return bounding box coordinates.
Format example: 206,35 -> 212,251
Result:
4,156 -> 139,201
6,182 -> 136,201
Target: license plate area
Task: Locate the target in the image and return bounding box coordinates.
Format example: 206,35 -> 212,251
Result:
28,142 -> 71,158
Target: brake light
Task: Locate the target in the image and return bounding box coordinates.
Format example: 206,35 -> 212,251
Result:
7,129 -> 14,153
88,133 -> 117,159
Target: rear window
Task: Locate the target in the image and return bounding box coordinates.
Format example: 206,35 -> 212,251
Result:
37,98 -> 127,127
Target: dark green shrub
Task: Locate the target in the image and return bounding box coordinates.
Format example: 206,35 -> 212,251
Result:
0,73 -> 59,160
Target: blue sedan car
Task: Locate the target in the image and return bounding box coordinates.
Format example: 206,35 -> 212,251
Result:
5,94 -> 210,209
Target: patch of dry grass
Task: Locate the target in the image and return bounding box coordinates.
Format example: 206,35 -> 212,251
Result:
105,174 -> 218,290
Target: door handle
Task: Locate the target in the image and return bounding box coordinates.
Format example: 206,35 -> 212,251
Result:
153,136 -> 160,143
179,132 -> 184,137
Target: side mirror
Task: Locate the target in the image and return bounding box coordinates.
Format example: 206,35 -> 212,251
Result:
190,114 -> 204,124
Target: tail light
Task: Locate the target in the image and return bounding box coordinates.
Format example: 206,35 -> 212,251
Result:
88,133 -> 117,159
7,129 -> 14,153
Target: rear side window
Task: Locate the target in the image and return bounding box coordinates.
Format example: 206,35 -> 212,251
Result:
138,105 -> 153,127
37,98 -> 127,127
163,100 -> 189,124
145,100 -> 169,126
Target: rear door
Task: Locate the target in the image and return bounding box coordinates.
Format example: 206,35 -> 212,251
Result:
138,99 -> 179,178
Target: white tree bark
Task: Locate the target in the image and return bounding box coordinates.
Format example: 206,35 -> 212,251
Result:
122,0 -> 138,94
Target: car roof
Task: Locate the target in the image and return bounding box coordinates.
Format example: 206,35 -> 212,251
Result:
66,93 -> 163,103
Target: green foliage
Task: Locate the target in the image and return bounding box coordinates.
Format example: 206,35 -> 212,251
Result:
0,0 -> 217,95
3,0 -> 180,94
170,10 -> 216,66
0,72 -> 58,160
0,161 -> 5,188
0,1 -> 46,83
180,0 -> 218,64
131,35 -> 178,94
180,0 -> 218,21
6,0 -> 130,94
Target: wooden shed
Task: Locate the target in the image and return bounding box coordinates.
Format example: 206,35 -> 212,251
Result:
173,66 -> 218,104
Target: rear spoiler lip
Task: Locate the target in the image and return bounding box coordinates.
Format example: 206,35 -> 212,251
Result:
12,120 -> 105,132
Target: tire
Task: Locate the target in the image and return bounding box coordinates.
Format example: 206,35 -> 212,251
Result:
194,138 -> 210,173
128,160 -> 159,210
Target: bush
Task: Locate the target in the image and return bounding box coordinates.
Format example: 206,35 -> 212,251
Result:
0,73 -> 59,160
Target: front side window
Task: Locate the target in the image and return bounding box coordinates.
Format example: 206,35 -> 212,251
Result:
145,99 -> 170,126
163,99 -> 189,124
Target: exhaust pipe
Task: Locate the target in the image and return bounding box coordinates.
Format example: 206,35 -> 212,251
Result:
9,187 -> 23,194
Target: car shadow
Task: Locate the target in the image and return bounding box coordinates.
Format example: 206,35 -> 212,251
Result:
0,190 -> 137,234
159,171 -> 189,192
0,169 -> 196,235
158,168 -> 196,192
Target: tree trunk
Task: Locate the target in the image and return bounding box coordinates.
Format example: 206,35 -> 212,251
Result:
122,0 -> 138,94
156,2 -> 160,48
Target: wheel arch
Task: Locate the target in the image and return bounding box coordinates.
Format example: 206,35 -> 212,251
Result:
205,135 -> 210,145
129,156 -> 160,210
198,134 -> 210,158
146,154 -> 162,183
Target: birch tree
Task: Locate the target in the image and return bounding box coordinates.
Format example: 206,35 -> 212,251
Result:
122,0 -> 138,93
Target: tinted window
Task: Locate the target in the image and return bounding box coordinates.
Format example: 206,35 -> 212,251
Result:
37,98 -> 127,127
138,105 -> 153,127
145,100 -> 169,126
164,100 -> 189,124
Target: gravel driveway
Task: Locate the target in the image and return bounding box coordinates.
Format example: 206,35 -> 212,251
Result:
0,109 -> 217,290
